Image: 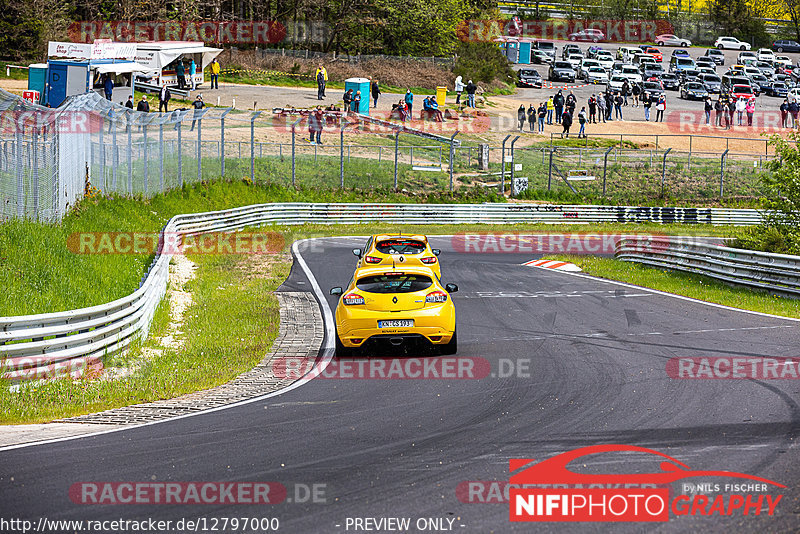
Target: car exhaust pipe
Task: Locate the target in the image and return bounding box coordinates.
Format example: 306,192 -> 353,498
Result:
389,337 -> 404,346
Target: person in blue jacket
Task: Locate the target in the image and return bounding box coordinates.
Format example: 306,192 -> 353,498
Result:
429,96 -> 444,121
404,90 -> 414,117
103,75 -> 113,100
189,59 -> 196,90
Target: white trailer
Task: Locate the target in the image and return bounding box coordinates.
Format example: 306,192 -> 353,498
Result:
134,41 -> 223,88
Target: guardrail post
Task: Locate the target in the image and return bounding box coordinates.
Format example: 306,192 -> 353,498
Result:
501,134 -> 511,193
449,131 -> 458,192
177,114 -> 183,188
158,122 -> 164,192
548,147 -> 555,191
196,114 -> 202,183
15,129 -> 23,217
99,120 -> 105,190
394,131 -> 399,189
251,111 -> 263,185
720,148 -> 729,197
127,112 -> 133,195
660,147 -> 672,198
112,114 -> 118,190
220,108 -> 231,177
32,128 -> 38,219
340,118 -> 349,189
508,136 -> 519,196
602,145 -> 613,197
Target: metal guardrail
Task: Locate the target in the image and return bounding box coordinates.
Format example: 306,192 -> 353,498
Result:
0,202 -> 764,380
615,236 -> 800,298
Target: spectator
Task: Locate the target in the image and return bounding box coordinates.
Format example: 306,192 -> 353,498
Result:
727,98 -> 736,129
780,99 -> 789,128
209,58 -> 220,89
632,83 -> 641,107
190,94 -> 204,131
158,85 -> 171,113
577,106 -> 587,138
621,80 -> 630,106
352,90 -> 362,112
641,91 -> 652,121
429,96 -> 444,122
655,95 -> 666,122
605,92 -> 614,121
614,92 -> 623,120
537,102 -> 546,133
746,98 -> 755,126
315,65 -> 328,99
405,89 -> 414,116
735,97 -> 746,126
454,75 -> 464,105
466,80 -> 477,108
553,90 -> 564,124
125,95 -> 134,109
343,89 -> 353,112
175,59 -> 186,89
309,107 -> 323,144
371,79 -> 381,108
517,105 -> 526,131
715,98 -> 724,127
103,75 -> 114,101
588,94 -> 597,123
527,104 -> 536,132
597,92 -> 606,123
546,96 -> 555,124
789,100 -> 799,128
560,109 -> 572,138
136,95 -> 149,112
704,97 -> 712,125
189,59 -> 196,90
566,91 -> 577,112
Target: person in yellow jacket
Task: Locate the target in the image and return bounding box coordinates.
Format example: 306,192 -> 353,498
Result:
315,65 -> 328,100
545,97 -> 555,125
209,58 -> 220,89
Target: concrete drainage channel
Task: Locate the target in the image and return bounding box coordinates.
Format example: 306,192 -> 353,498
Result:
0,292 -> 323,448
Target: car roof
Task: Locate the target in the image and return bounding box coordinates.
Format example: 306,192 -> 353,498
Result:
372,234 -> 428,243
354,265 -> 438,278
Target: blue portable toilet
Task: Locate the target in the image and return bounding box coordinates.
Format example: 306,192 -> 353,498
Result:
45,60 -> 91,107
27,64 -> 48,103
505,41 -> 519,63
344,77 -> 370,115
518,41 -> 532,64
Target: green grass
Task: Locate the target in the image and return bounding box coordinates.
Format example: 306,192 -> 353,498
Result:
547,254 -> 800,319
0,249 -> 289,424
0,62 -> 29,81
219,71 -> 437,96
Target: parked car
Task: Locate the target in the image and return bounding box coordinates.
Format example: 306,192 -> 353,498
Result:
641,80 -> 665,99
586,66 -> 609,84
595,51 -> 615,70
531,50 -> 554,64
566,51 -> 584,69
774,55 -> 792,68
699,73 -> 722,93
608,74 -> 627,92
757,48 -> 776,62
586,45 -> 604,58
642,63 -> 665,79
715,36 -> 751,50
697,67 -> 716,76
743,66 -> 762,79
517,69 -> 543,88
787,87 -> 800,102
620,64 -> 643,84
772,40 -> 800,53
738,51 -> 758,64
644,47 -> 662,62
755,61 -> 775,78
750,73 -> 772,93
728,84 -> 755,100
549,61 -> 576,81
722,74 -> 757,95
766,81 -> 788,97
562,43 -> 581,59
671,49 -> 691,58
655,34 -> 692,47
680,81 -> 709,100
579,59 -> 602,79
535,41 -> 557,59
696,56 -> 716,69
670,56 -> 696,73
617,46 -> 641,62
569,28 -> 605,42
659,72 -> 681,90
703,48 -> 726,65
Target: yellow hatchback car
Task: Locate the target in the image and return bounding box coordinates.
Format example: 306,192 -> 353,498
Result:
330,265 -> 458,356
352,234 -> 442,279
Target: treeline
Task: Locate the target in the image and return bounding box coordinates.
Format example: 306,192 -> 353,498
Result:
0,0 -> 498,60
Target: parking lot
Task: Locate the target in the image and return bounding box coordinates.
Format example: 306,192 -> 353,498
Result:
512,40 -> 800,117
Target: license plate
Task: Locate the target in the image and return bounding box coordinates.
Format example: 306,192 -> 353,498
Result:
378,319 -> 414,328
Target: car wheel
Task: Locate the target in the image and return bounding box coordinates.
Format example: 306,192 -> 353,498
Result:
440,329 -> 458,355
593,38 -> 598,43
717,44 -> 724,50
740,45 -> 746,50
570,36 -> 576,41
335,335 -> 354,358
682,42 -> 689,47
656,41 -> 663,46
778,47 -> 784,52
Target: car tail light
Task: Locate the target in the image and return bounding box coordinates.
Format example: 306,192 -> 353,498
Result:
363,256 -> 381,264
421,256 -> 437,264
343,293 -> 365,305
426,291 -> 448,304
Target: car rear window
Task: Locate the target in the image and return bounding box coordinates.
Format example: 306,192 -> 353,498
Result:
677,58 -> 694,65
356,274 -> 433,294
375,239 -> 426,254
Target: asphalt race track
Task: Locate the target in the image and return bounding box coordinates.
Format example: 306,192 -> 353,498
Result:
2,236 -> 800,533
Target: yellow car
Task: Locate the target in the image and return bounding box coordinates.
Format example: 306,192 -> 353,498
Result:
330,265 -> 458,356
352,234 -> 442,279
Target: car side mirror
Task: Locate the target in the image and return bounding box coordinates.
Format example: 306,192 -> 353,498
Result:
352,248 -> 362,258
432,249 -> 441,256
445,283 -> 458,293
330,287 -> 343,296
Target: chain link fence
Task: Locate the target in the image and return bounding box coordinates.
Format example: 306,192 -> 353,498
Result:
0,88 -> 776,223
